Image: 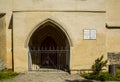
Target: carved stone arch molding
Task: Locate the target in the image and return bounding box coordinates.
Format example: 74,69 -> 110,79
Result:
25,18 -> 73,48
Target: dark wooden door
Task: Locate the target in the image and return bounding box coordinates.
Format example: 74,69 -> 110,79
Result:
40,36 -> 57,68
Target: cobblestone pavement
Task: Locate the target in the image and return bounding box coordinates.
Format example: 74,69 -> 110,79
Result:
3,72 -> 93,82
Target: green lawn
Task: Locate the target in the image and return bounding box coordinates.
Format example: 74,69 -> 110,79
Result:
81,68 -> 120,81
0,70 -> 19,81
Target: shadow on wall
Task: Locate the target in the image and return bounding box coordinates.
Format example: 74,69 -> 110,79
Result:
65,79 -> 93,82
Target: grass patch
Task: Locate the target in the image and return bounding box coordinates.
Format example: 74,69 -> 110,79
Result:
0,70 -> 19,81
81,68 -> 120,81
81,72 -> 116,81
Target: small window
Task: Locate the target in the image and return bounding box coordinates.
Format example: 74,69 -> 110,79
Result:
83,29 -> 96,40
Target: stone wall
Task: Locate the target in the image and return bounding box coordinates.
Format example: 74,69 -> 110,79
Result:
0,14 -> 6,62
13,0 -> 105,11
13,12 -> 106,72
106,0 -> 120,27
0,0 -> 13,69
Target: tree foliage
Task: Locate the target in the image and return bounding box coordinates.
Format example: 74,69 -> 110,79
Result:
92,55 -> 107,75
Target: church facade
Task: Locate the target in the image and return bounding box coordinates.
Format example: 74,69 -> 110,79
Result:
0,0 -> 120,73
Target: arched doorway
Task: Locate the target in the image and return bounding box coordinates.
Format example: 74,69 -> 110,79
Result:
28,20 -> 70,72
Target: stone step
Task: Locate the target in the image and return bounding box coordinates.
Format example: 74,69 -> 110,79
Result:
29,68 -> 67,73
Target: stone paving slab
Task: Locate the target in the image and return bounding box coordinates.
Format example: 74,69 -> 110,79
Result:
2,72 -> 93,82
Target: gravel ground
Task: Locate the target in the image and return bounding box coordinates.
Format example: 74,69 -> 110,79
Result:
2,72 -> 93,82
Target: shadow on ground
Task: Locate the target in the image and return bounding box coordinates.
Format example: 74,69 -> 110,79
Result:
65,79 -> 93,82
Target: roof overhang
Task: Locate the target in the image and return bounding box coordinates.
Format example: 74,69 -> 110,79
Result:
0,13 -> 6,18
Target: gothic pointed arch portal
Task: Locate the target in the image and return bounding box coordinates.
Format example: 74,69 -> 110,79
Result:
28,19 -> 70,72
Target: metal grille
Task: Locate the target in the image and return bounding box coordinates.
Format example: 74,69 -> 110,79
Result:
28,47 -> 70,72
